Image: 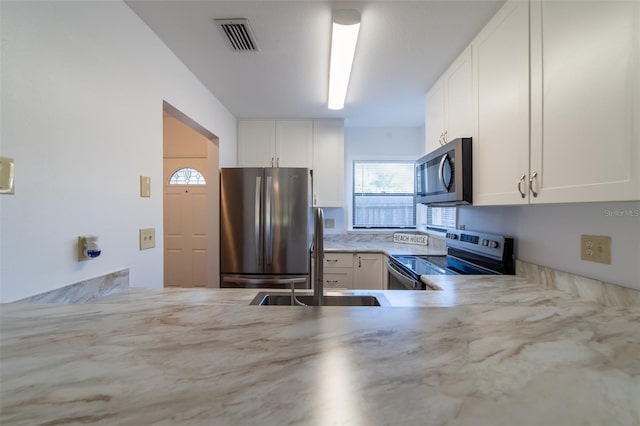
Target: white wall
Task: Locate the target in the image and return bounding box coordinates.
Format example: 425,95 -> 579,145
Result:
0,1 -> 237,302
323,126 -> 424,234
459,202 -> 640,290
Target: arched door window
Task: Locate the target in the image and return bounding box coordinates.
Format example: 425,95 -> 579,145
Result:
168,167 -> 207,185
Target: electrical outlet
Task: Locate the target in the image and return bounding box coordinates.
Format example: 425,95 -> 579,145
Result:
581,235 -> 611,264
325,218 -> 335,229
139,228 -> 156,250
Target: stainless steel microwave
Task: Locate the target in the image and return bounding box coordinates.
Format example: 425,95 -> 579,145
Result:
415,138 -> 472,206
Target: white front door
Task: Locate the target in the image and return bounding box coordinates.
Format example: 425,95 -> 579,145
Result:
164,159 -> 209,287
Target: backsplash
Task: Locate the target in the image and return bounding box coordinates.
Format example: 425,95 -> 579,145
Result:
14,269 -> 129,303
516,260 -> 639,308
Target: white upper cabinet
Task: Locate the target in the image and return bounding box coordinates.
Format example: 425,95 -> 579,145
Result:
529,0 -> 640,203
444,46 -> 473,144
275,120 -> 313,168
312,120 -> 344,207
471,0 -> 639,205
424,46 -> 473,154
237,120 -> 276,167
238,120 -> 312,168
425,77 -> 446,153
472,0 -> 530,205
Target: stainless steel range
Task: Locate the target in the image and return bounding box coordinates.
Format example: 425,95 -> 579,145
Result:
387,229 -> 514,290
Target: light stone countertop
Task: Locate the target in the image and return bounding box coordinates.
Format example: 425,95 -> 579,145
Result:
2,276 -> 639,425
323,233 -> 447,256
324,240 -> 446,256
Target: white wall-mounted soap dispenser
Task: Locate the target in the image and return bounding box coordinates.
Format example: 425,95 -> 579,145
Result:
78,235 -> 101,261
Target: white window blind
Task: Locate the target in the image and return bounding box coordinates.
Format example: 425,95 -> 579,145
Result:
353,161 -> 416,229
426,207 -> 457,231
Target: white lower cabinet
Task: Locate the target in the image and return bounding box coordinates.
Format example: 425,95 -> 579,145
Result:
323,269 -> 354,290
354,253 -> 384,290
322,252 -> 385,290
323,252 -> 354,289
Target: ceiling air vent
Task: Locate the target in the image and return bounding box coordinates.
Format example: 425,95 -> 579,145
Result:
215,18 -> 259,52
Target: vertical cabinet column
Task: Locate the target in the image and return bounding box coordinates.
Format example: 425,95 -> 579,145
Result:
312,120 -> 344,207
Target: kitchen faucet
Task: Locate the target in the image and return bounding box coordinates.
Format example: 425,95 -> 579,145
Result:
313,208 -> 324,306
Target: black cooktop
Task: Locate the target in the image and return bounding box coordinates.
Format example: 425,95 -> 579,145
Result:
392,255 -> 456,277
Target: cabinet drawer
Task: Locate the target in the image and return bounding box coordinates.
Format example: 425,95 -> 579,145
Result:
323,252 -> 353,268
323,270 -> 354,289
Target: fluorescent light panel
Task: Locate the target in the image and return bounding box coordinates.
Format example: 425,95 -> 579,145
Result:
328,10 -> 361,110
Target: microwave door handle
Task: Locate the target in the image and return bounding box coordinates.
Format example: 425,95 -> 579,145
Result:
438,154 -> 450,191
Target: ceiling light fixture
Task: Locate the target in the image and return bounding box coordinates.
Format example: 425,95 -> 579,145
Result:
328,10 -> 361,110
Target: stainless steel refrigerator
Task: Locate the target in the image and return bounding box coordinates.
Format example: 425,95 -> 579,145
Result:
220,168 -> 311,289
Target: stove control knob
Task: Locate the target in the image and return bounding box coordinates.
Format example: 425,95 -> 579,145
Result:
450,234 -> 458,240
488,240 -> 499,249
482,239 -> 489,246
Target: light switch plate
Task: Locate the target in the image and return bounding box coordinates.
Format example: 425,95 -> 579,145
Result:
139,228 -> 156,250
581,234 -> 611,264
0,157 -> 15,194
140,176 -> 151,198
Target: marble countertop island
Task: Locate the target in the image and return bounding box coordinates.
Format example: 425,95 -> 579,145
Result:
2,277 -> 639,425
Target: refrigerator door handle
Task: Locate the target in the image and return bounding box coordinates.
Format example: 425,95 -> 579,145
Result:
265,175 -> 273,265
255,176 -> 262,265
222,276 -> 307,285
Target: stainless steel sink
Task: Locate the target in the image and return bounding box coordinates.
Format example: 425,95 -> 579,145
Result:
250,292 -> 391,306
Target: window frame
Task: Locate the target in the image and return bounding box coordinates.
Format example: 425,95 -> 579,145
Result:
425,206 -> 458,233
351,160 -> 416,230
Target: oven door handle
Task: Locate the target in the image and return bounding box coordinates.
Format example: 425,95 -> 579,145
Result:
387,260 -> 420,290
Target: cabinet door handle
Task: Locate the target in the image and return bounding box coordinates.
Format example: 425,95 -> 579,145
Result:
276,157 -> 280,167
326,259 -> 338,264
314,195 -> 317,206
517,174 -> 526,198
529,171 -> 538,198
358,257 -> 361,268
326,280 -> 339,284
271,157 -> 274,167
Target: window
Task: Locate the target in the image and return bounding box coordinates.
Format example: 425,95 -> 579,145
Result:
168,168 -> 206,185
426,207 -> 457,232
353,161 -> 415,229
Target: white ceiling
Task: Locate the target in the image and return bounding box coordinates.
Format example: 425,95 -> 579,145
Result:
126,0 -> 505,128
